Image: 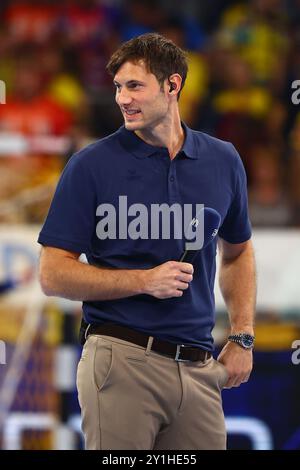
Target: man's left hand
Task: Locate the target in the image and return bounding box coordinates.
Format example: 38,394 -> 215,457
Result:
217,341 -> 253,389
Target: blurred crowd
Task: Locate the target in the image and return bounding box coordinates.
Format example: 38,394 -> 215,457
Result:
0,0 -> 300,226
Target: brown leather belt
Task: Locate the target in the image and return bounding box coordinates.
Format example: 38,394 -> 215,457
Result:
87,323 -> 211,362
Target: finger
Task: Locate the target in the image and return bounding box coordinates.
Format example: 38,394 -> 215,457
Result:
232,374 -> 247,387
223,375 -> 234,389
175,273 -> 193,283
224,375 -> 241,389
232,380 -> 243,388
173,289 -> 184,297
242,374 -> 251,383
224,381 -> 233,389
178,262 -> 194,274
176,281 -> 189,291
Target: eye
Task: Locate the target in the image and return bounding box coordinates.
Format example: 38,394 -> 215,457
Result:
128,83 -> 141,89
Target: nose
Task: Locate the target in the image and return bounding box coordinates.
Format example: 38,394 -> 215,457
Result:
116,87 -> 132,106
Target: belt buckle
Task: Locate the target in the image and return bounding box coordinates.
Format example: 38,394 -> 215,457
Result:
175,344 -> 190,362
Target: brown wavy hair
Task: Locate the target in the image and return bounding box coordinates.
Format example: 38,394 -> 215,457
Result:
106,33 -> 188,99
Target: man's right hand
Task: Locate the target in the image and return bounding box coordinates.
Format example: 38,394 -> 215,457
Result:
141,261 -> 194,299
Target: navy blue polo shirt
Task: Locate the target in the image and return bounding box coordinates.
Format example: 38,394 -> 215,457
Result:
38,123 -> 251,351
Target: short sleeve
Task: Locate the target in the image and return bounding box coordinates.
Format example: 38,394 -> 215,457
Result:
218,145 -> 252,244
38,153 -> 96,254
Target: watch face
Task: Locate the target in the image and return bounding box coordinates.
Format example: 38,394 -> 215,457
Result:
241,334 -> 254,348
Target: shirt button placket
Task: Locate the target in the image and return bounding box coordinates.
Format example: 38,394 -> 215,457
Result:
168,162 -> 179,205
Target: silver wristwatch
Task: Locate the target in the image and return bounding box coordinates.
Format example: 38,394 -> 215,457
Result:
228,333 -> 255,350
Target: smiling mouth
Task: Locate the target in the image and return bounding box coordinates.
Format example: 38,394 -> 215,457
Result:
123,109 -> 141,118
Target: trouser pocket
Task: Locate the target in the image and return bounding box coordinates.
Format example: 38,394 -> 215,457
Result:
93,338 -> 115,392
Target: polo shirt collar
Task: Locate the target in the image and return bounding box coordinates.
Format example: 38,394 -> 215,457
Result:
118,122 -> 198,159
181,122 -> 198,159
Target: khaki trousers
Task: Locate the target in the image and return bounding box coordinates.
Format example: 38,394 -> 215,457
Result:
76,334 -> 228,450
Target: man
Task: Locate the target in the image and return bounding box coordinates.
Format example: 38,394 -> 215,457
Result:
38,33 -> 256,450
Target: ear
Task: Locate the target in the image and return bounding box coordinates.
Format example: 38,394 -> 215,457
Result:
167,74 -> 182,95
169,81 -> 176,92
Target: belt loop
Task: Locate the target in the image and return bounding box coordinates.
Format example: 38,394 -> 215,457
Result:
145,336 -> 154,356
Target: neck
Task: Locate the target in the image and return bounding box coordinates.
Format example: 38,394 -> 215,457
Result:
134,108 -> 184,159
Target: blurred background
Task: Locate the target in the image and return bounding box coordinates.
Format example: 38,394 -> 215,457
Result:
0,0 -> 300,450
